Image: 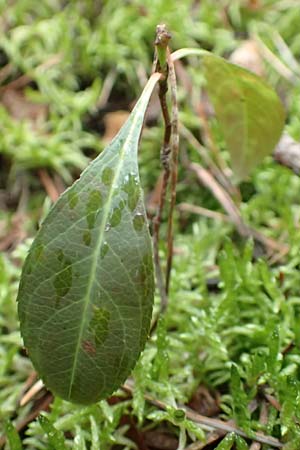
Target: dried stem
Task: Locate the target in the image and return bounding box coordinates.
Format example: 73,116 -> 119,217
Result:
152,24 -> 172,315
165,52 -> 179,293
187,161 -> 289,256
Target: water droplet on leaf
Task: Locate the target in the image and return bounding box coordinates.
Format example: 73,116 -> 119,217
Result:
100,242 -> 109,258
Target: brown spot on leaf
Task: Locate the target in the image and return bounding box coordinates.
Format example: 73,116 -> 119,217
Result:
82,340 -> 96,356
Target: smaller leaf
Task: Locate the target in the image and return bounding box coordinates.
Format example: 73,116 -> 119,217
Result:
202,54 -> 285,180
39,415 -> 67,450
74,426 -> 87,450
183,419 -> 205,441
90,416 -> 100,450
266,326 -> 281,376
4,421 -> 23,450
151,316 -> 169,381
235,435 -> 249,450
214,433 -> 235,450
230,365 -> 251,433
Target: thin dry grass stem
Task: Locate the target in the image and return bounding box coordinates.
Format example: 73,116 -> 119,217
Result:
189,162 -> 247,234
196,103 -> 241,203
20,379 -> 45,407
188,161 -> 288,255
253,34 -> 297,83
180,124 -> 235,196
178,202 -> 231,223
96,68 -> 117,109
38,169 -> 60,202
272,30 -> 300,75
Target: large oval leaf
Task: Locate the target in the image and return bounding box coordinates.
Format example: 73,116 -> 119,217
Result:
201,54 -> 285,180
17,73 -> 160,404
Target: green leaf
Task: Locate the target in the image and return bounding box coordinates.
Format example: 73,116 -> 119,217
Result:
214,433 -> 235,450
202,53 -> 285,180
17,73 -> 160,404
230,365 -> 251,433
74,426 -> 87,450
235,435 -> 249,450
4,420 -> 23,450
39,415 -> 67,450
183,419 -> 205,441
90,415 -> 100,450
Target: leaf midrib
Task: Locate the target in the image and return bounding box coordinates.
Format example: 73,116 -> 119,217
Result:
67,113 -> 141,400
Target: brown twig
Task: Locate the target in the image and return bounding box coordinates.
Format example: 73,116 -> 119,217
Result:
152,24 -> 172,316
189,162 -> 247,234
178,202 -> 231,223
180,124 -> 237,197
165,50 -> 179,293
263,393 -> 281,412
122,380 -> 282,448
197,103 -> 241,203
96,68 -> 117,109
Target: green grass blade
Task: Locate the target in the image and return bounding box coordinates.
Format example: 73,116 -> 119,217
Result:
39,415 -> 67,450
4,421 -> 23,450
